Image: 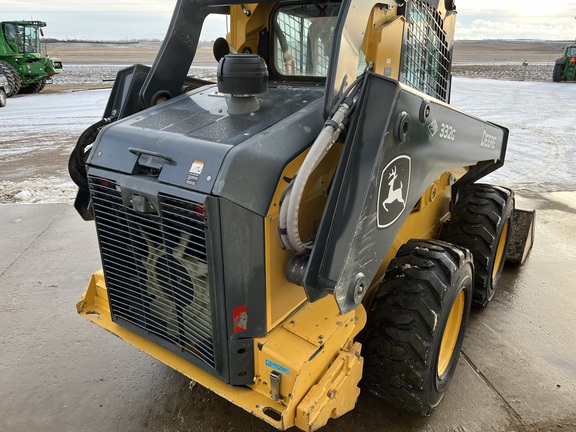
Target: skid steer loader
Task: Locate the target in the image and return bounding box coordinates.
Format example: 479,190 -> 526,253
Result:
69,0 -> 535,430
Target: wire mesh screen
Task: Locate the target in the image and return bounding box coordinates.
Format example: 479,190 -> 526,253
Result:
402,0 -> 450,101
273,4 -> 339,77
89,176 -> 216,369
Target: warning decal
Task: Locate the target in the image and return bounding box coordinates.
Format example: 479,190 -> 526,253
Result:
186,160 -> 205,186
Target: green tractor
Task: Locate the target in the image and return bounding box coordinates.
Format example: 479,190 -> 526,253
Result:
553,43 -> 576,82
0,20 -> 63,95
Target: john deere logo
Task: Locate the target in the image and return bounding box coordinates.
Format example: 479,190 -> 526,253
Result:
377,155 -> 411,228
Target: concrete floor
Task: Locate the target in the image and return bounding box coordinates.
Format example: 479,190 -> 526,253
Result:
0,191 -> 575,432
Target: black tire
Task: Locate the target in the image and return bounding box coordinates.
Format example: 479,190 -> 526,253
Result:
36,79 -> 46,93
445,184 -> 514,308
363,239 -> 474,415
18,79 -> 46,94
0,89 -> 6,107
0,60 -> 21,96
68,118 -> 109,190
553,63 -> 564,82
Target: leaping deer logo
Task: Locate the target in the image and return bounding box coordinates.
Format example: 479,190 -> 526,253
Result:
377,155 -> 411,229
382,166 -> 405,212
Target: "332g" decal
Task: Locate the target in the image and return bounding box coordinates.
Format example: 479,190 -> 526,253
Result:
439,122 -> 456,141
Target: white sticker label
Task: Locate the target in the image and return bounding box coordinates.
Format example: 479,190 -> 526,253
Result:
190,160 -> 205,175
186,160 -> 205,186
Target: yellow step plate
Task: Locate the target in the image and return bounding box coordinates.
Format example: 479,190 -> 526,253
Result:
296,342 -> 363,431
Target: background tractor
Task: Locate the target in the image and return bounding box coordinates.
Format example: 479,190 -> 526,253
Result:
553,43 -> 576,82
0,20 -> 63,95
0,70 -> 9,107
69,0 -> 535,430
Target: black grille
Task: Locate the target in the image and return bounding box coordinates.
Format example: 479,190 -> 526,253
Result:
89,176 -> 215,368
402,0 -> 450,101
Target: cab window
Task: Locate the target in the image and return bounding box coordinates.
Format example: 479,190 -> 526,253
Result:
272,3 -> 340,77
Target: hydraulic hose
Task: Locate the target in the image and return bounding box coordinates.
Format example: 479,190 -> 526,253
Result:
278,184 -> 293,250
282,103 -> 350,252
278,73 -> 365,252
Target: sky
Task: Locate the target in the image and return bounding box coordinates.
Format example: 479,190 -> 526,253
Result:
2,0 -> 576,41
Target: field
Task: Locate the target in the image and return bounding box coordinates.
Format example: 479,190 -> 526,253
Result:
47,39 -> 569,65
452,40 -> 569,81
41,39 -> 570,92
43,42 -> 215,91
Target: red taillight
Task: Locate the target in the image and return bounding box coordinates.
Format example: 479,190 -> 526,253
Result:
193,204 -> 207,221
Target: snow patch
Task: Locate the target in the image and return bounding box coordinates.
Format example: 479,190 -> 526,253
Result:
1,178 -> 77,204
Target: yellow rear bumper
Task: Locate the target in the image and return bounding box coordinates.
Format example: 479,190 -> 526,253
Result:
77,270 -> 366,431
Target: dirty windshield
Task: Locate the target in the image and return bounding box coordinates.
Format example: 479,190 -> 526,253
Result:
273,2 -> 340,77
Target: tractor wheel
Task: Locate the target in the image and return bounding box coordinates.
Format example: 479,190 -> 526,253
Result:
363,239 -> 473,415
0,89 -> 6,107
445,184 -> 514,308
36,79 -> 46,93
18,79 -> 46,94
0,60 -> 21,96
552,64 -> 564,82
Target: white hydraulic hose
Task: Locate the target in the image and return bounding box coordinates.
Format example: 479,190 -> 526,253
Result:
282,103 -> 350,252
278,185 -> 292,250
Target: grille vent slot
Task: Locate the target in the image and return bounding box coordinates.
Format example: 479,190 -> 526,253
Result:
89,176 -> 215,369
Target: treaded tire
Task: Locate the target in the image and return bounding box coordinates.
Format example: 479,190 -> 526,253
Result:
19,79 -> 46,94
445,184 -> 514,308
68,118 -> 109,190
0,89 -> 6,107
363,239 -> 474,415
36,79 -> 47,93
0,60 -> 21,96
553,63 -> 564,82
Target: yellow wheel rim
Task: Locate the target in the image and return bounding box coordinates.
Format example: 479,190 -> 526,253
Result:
492,219 -> 510,280
438,290 -> 465,377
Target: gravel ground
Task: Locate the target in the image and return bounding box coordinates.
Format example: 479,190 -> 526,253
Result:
51,64 -> 218,87
51,63 -> 555,87
452,64 -> 553,82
